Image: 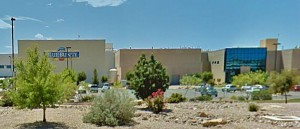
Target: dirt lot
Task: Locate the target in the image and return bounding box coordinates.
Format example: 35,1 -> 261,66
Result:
0,102 -> 300,129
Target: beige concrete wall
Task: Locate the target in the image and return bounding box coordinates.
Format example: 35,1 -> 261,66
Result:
266,51 -> 283,72
291,49 -> 300,70
0,54 -> 14,77
260,38 -> 278,51
281,50 -> 293,70
201,52 -> 211,72
207,49 -> 225,84
18,40 -> 106,83
115,49 -> 202,85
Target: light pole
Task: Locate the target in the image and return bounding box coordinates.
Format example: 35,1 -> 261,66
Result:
66,47 -> 71,69
11,17 -> 15,79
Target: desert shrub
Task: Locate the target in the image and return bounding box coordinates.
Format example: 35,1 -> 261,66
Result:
190,95 -> 212,102
237,96 -> 246,101
230,95 -> 237,100
248,103 -> 259,112
83,89 -> 135,126
167,93 -> 187,103
145,89 -> 165,114
251,90 -> 272,100
0,92 -> 13,107
81,95 -> 95,102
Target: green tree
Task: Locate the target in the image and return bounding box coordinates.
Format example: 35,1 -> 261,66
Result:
201,72 -> 213,84
0,78 -> 12,90
61,68 -> 77,83
180,75 -> 202,86
128,54 -> 169,100
101,75 -> 108,83
92,68 -> 99,85
77,72 -> 87,84
9,46 -> 76,122
267,70 -> 300,94
232,70 -> 268,87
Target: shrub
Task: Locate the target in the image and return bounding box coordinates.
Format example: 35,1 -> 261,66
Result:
237,96 -> 246,101
83,89 -> 135,126
230,95 -> 237,100
190,95 -> 212,102
0,92 -> 13,107
81,95 -> 95,102
248,103 -> 259,112
167,93 -> 187,103
251,90 -> 272,100
145,89 -> 165,114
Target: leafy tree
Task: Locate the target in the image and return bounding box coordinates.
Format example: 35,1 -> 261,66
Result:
128,54 -> 169,100
61,68 -> 77,83
77,72 -> 87,84
92,68 -> 99,85
267,70 -> 300,95
101,75 -> 108,83
232,70 -> 268,87
180,75 -> 202,86
9,46 -> 76,122
0,78 -> 12,90
201,72 -> 213,84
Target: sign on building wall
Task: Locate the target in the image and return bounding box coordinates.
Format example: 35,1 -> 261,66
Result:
45,47 -> 80,61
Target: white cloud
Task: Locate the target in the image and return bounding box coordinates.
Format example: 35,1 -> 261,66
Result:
48,3 -> 52,6
5,45 -> 12,48
34,33 -> 53,40
73,0 -> 127,7
2,15 -> 42,22
56,19 -> 64,23
0,19 -> 11,29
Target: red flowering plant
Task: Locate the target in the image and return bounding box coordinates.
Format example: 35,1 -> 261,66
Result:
146,89 -> 166,113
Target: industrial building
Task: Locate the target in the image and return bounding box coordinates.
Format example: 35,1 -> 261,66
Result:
0,38 -> 299,85
17,40 -> 115,83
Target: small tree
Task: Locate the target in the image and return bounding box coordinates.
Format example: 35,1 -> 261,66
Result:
267,70 -> 300,103
101,75 -> 108,83
10,46 -> 76,122
232,70 -> 268,88
92,68 -> 99,85
77,72 -> 87,84
201,72 -> 213,84
62,68 -> 77,83
180,75 -> 202,86
128,54 -> 169,100
0,78 -> 12,90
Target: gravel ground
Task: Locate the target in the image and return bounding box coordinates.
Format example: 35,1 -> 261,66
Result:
0,102 -> 300,129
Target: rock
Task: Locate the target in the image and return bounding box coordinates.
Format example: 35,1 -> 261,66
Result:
198,112 -> 208,117
142,116 -> 148,120
202,118 -> 227,127
134,113 -> 142,117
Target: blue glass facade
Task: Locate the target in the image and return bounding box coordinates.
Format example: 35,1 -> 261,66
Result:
224,48 -> 267,83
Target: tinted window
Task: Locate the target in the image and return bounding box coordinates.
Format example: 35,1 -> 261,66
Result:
224,48 -> 267,83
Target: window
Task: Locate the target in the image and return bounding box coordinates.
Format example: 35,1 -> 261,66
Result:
6,65 -> 11,69
0,65 -> 4,69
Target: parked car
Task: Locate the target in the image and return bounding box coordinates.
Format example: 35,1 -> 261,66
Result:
196,85 -> 218,97
254,84 -> 268,90
241,85 -> 252,91
246,86 -> 261,93
291,85 -> 300,91
102,83 -> 111,92
222,84 -> 237,92
89,84 -> 99,93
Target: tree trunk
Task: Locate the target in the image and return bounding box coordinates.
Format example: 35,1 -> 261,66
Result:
43,105 -> 46,122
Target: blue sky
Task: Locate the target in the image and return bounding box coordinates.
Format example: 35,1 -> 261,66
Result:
0,0 -> 300,53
